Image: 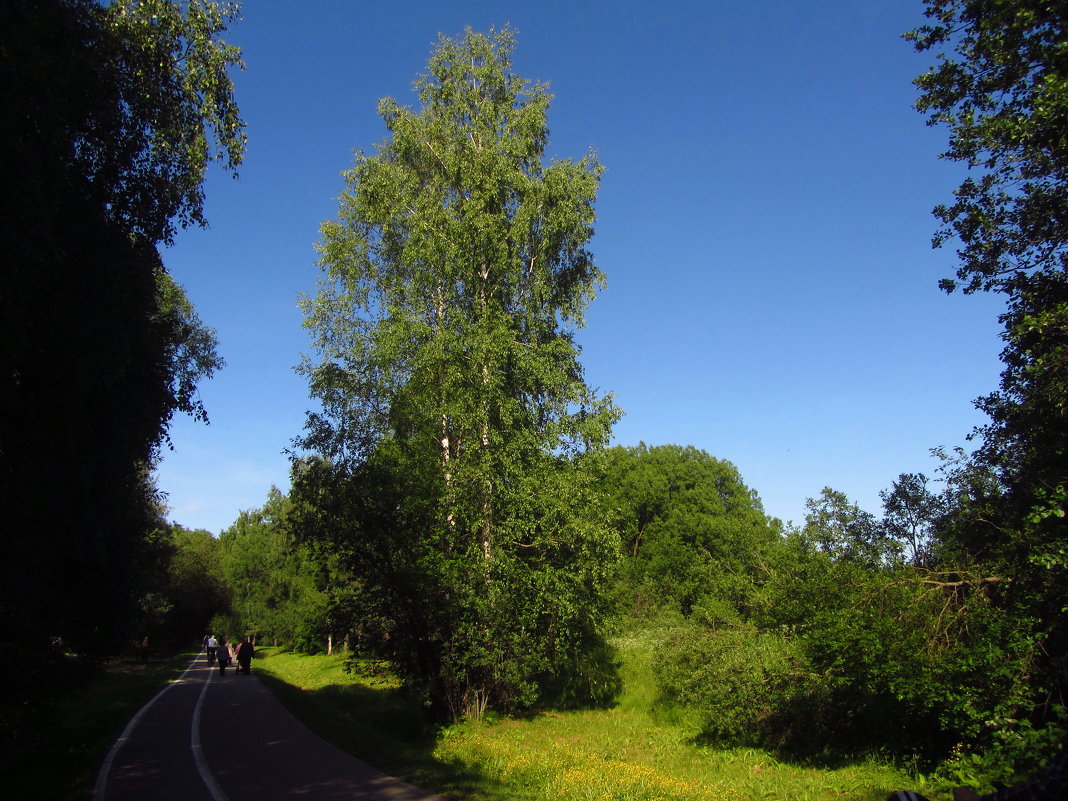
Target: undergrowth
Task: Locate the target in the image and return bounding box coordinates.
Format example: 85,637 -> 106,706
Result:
256,632 -> 928,801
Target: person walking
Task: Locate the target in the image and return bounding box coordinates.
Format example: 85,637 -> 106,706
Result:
217,637 -> 231,674
236,636 -> 254,675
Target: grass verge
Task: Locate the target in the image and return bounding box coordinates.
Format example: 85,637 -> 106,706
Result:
254,647 -> 501,798
253,638 -> 931,801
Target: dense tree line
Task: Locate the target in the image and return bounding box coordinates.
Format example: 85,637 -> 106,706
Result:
650,471 -> 1055,776
113,489 -> 340,658
215,486 -> 337,652
0,0 -> 243,742
142,524 -> 227,647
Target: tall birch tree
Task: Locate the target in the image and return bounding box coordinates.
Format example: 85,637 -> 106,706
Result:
297,28 -> 620,720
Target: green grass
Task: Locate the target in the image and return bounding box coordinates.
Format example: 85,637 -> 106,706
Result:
253,636 -> 939,801
2,647 -> 200,801
254,647 -> 499,798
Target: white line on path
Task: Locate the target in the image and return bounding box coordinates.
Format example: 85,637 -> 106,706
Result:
93,653 -> 229,801
191,665 -> 231,801
93,654 -> 202,799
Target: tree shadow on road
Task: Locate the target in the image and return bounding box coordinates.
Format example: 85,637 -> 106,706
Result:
255,668 -> 509,801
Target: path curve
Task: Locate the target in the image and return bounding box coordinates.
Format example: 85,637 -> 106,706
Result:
94,653 -> 445,801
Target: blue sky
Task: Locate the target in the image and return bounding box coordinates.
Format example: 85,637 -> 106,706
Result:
156,0 -> 1006,533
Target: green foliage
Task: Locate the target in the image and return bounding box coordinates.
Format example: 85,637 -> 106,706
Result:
292,447 -> 621,720
295,27 -> 619,721
798,573 -> 1037,762
654,622 -> 826,748
209,612 -> 243,642
931,704 -> 1067,795
584,444 -> 779,620
592,460 -> 1038,765
802,487 -> 898,566
908,1 -> 1068,725
78,0 -> 246,244
644,479 -> 1045,770
137,523 -> 229,645
588,458 -> 1043,766
218,487 -> 332,650
907,0 -> 1067,298
880,473 -> 945,566
0,0 -> 241,738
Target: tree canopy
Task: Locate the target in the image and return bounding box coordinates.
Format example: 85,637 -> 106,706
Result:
908,0 -> 1068,502
908,0 -> 1067,298
583,443 -> 778,619
295,27 -> 620,721
0,0 -> 244,736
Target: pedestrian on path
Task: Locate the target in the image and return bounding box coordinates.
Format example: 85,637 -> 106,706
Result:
236,636 -> 254,675
217,637 -> 232,674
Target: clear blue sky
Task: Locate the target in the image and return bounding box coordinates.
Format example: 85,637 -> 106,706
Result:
156,0 -> 1006,534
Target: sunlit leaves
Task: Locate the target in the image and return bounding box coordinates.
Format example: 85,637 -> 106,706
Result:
296,28 -> 619,719
98,0 -> 246,243
908,0 -> 1067,292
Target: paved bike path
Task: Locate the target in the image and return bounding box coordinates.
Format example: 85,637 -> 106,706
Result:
95,654 -> 444,801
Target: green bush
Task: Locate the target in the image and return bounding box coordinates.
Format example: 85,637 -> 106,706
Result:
791,571 -> 1041,764
929,704 -> 1067,794
653,622 -> 828,747
654,562 -> 1046,771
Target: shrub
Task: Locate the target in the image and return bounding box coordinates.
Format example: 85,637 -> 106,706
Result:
653,622 -> 828,747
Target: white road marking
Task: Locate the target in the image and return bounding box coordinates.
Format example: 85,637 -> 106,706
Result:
191,664 -> 231,801
94,653 -> 229,801
93,654 -> 202,799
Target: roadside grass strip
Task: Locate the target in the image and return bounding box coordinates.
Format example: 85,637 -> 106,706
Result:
254,645 -> 920,801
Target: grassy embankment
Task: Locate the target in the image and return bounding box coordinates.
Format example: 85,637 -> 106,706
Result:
254,631 -> 928,801
3,646 -> 199,801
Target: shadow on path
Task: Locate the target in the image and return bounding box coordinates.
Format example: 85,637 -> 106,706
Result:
251,668 -> 505,801
98,655 -> 449,801
204,668 -> 445,800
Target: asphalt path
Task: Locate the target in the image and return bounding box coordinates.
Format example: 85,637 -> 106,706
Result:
93,653 -> 445,801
